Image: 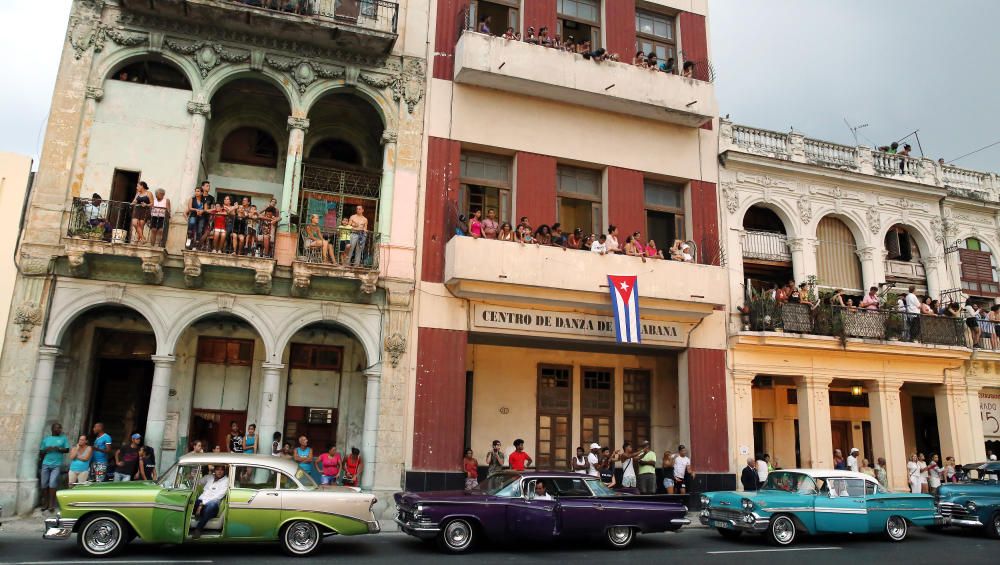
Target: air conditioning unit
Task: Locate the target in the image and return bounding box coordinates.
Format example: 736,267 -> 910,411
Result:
307,408 -> 334,424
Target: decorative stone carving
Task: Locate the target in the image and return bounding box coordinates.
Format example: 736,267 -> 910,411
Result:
265,55 -> 344,92
797,195 -> 813,224
721,184 -> 739,215
141,255 -> 164,285
67,250 -> 88,277
856,246 -> 877,262
930,216 -> 944,243
13,303 -> 42,342
866,208 -> 881,234
165,39 -> 250,77
250,49 -> 265,72
287,116 -> 311,132
104,284 -> 126,304
345,65 -> 361,85
182,253 -> 203,288
67,17 -> 147,59
18,253 -> 50,275
381,130 -> 398,145
187,101 -> 211,115
359,58 -> 426,114
85,86 -> 104,101
735,172 -> 795,191
217,293 -> 236,312
384,333 -> 406,368
359,272 -> 379,295
321,302 -> 341,321
253,268 -> 273,295
148,31 -> 165,53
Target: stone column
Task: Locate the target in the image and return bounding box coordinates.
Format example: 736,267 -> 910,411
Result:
258,363 -> 285,452
795,374 -> 833,469
788,237 -> 816,284
143,355 -> 175,468
279,117 -> 310,231
65,86 -> 104,198
18,347 -> 62,482
935,380 -> 986,466
732,371 -> 756,484
868,380 -> 908,490
361,368 -> 381,491
856,246 -> 882,290
375,131 -> 397,242
179,101 -> 211,195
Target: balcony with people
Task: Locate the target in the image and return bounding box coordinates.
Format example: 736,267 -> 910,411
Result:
118,0 -> 400,53
452,5 -> 716,127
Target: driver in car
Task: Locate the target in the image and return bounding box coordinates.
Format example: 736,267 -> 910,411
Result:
191,466 -> 229,538
532,481 -> 553,501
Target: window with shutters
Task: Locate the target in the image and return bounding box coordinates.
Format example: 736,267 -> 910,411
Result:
645,180 -> 685,252
558,0 -> 601,49
581,368 -> 614,450
816,217 -> 863,292
960,238 -> 999,296
460,152 -> 512,225
537,365 -> 573,470
884,226 -> 920,261
557,165 -> 603,236
623,369 -> 651,448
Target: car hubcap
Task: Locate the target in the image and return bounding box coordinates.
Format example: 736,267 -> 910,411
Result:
609,527 -> 631,544
774,517 -> 793,543
994,515 -> 1000,533
887,517 -> 905,539
445,521 -> 471,548
287,522 -> 317,553
85,519 -> 120,553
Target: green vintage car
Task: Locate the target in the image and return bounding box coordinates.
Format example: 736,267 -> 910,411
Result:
701,469 -> 942,545
44,453 -> 380,557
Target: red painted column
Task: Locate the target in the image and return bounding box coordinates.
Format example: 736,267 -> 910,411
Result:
687,348 -> 728,473
690,180 -> 719,266
604,0 -> 636,59
523,0 -> 557,36
433,0 -> 471,80
607,167 -> 645,240
412,327 -> 468,471
514,152 -> 557,225
421,137 -> 461,283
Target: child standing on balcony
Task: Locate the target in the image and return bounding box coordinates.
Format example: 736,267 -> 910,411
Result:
337,217 -> 352,263
210,203 -> 228,253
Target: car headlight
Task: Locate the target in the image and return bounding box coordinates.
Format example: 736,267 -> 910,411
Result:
965,501 -> 977,512
741,498 -> 755,512
700,495 -> 711,508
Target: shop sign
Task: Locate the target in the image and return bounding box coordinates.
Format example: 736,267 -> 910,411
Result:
982,390 -> 1000,439
162,412 -> 180,451
472,304 -> 686,345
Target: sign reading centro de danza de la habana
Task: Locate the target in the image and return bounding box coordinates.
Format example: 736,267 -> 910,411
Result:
472,304 -> 686,345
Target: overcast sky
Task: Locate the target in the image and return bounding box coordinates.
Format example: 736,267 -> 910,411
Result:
1,0 -> 998,172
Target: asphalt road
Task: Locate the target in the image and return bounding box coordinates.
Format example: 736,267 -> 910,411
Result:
1,522 -> 998,565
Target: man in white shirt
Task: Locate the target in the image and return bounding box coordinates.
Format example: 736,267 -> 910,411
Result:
756,453 -> 769,484
192,466 -> 229,537
904,286 -> 921,341
673,445 -> 694,494
590,234 -> 608,255
846,448 -> 860,473
587,443 -> 601,478
531,481 -> 553,501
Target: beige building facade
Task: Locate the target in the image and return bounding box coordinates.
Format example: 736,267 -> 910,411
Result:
0,153 -> 33,350
1,0 -> 430,518
720,120 -> 999,490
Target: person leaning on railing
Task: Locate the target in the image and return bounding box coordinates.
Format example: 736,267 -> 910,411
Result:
81,193 -> 110,238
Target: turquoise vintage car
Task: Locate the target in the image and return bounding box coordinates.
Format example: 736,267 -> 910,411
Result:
935,461 -> 1000,538
701,469 -> 941,545
44,453 -> 380,557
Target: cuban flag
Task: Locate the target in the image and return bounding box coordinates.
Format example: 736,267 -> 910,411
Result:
608,275 -> 641,344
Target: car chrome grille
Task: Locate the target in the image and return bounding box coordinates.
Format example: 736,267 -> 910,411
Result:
938,502 -> 971,519
709,508 -> 743,522
397,510 -> 416,523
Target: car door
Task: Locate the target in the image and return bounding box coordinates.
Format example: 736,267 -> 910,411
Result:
152,463 -> 200,544
550,477 -> 605,537
225,465 -> 282,539
814,478 -> 868,533
506,479 -> 558,541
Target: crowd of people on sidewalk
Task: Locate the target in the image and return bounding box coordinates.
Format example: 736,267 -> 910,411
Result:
463,438 -> 695,496
456,210 -> 695,263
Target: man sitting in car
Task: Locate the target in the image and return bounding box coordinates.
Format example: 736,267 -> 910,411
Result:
531,481 -> 553,501
191,466 -> 229,538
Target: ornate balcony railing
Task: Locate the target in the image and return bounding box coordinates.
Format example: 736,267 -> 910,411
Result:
224,0 -> 399,33
742,230 -> 791,262
722,120 -> 1000,200
297,222 -> 381,272
743,301 -> 967,347
67,197 -> 169,248
301,164 -> 382,199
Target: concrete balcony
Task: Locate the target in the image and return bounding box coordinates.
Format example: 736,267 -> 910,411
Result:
453,32 -> 716,128
183,250 -> 276,294
444,236 -> 727,320
119,0 -> 399,54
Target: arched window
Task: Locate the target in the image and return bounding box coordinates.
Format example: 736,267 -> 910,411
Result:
742,205 -> 790,263
112,60 -> 191,90
220,127 -> 278,168
309,139 -> 362,166
816,217 -> 862,291
960,238 -> 1000,296
885,225 -> 921,262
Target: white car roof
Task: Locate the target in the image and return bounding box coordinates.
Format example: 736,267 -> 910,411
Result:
776,468 -> 878,482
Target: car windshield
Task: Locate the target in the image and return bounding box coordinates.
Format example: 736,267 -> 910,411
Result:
761,471 -> 816,494
586,479 -> 618,497
157,463 -> 179,488
295,468 -> 318,490
481,473 -> 522,496
962,466 -> 1000,481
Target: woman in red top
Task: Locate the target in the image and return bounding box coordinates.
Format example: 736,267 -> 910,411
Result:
469,209 -> 484,238
210,203 -> 228,252
343,447 -> 363,487
463,449 -> 479,491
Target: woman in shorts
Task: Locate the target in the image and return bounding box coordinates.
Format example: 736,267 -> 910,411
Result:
149,188 -> 170,247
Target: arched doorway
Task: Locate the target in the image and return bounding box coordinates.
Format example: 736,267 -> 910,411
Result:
884,224 -> 928,294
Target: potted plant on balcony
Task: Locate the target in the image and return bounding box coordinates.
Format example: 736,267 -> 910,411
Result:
744,285 -> 780,332
882,291 -> 904,340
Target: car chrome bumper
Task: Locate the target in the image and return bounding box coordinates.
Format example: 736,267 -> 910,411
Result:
394,514 -> 440,539
670,518 -> 691,527
43,517 -> 77,540
700,513 -> 769,532
943,517 -> 983,528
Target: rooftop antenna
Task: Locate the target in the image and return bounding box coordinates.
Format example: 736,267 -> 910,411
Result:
843,117 -> 869,146
895,129 -> 924,158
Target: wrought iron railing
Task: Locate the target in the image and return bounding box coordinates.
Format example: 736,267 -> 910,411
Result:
743,301 -> 967,347
297,221 -> 381,271
185,207 -> 278,258
742,230 -> 791,262
67,197 -> 169,247
226,0 -> 399,34
301,164 -> 382,199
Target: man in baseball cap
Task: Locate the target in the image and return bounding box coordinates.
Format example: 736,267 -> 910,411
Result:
847,447 -> 860,473
587,443 -> 602,478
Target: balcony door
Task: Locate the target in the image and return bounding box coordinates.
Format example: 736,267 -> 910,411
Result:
536,365 -> 572,470
622,370 -> 651,447
580,368 -> 614,450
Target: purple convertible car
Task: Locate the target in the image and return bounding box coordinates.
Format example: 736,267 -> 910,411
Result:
394,471 -> 690,553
